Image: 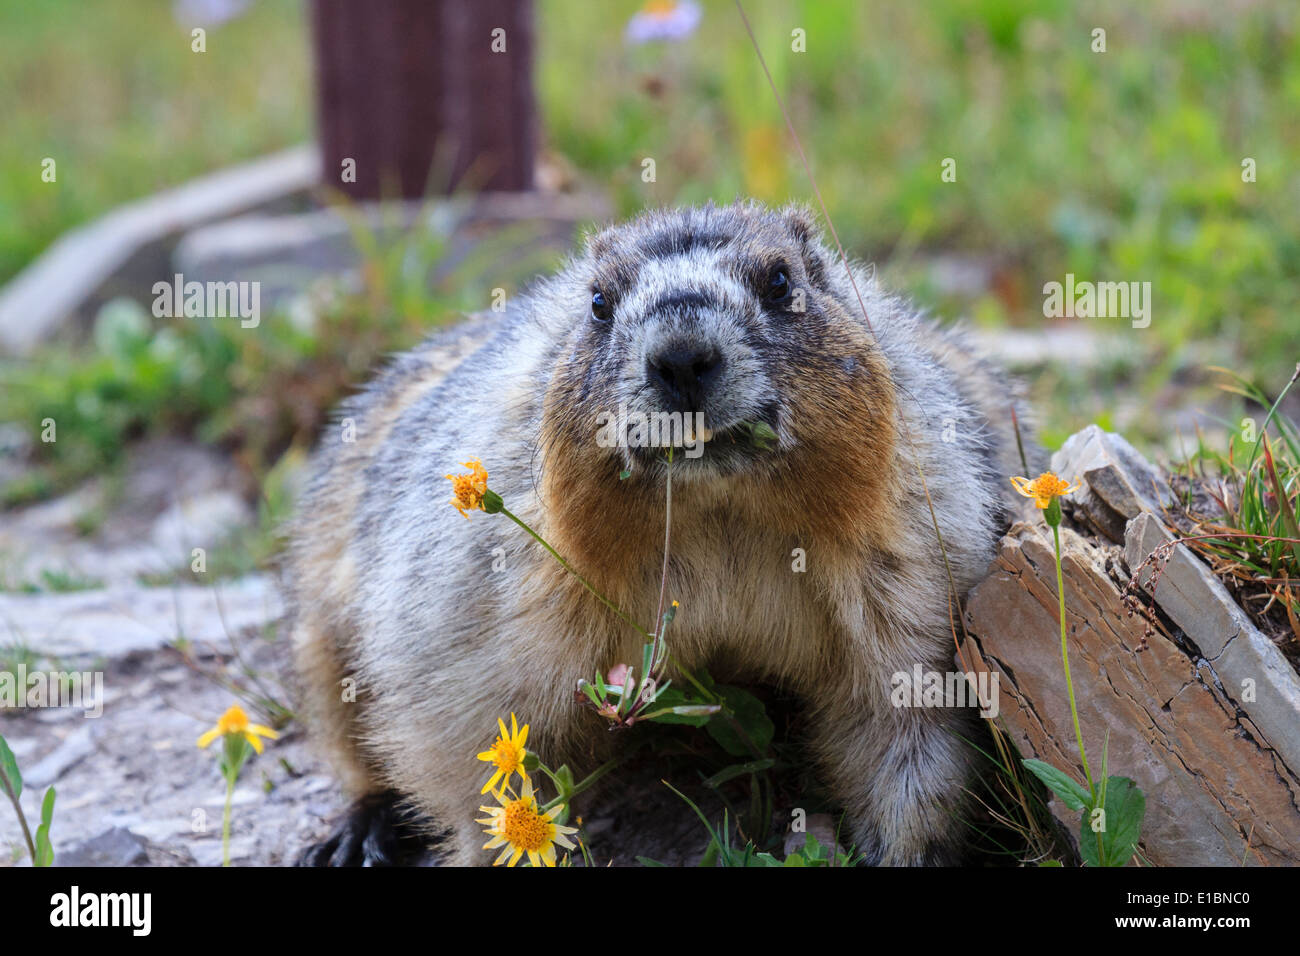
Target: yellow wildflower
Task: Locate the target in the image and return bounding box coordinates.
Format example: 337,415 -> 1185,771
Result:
477,713 -> 529,795
1010,471 -> 1079,510
476,779 -> 578,867
446,458 -> 489,518
197,704 -> 279,755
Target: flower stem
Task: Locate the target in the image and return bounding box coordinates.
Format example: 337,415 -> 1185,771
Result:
650,448 -> 674,672
540,756 -> 625,813
500,507 -> 651,640
1053,523 -> 1094,796
221,774 -> 234,867
667,654 -> 720,703
0,774 -> 36,863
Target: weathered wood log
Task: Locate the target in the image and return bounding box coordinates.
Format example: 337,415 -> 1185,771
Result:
961,427 -> 1300,866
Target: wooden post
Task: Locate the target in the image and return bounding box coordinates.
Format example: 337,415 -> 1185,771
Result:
309,0 -> 536,199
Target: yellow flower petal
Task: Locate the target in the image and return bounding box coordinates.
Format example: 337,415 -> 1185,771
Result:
481,769 -> 504,794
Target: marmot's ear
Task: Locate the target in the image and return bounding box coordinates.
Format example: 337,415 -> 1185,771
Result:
780,204 -> 819,245
584,224 -> 614,260
780,204 -> 827,286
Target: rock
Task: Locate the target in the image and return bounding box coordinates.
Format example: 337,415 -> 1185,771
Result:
55,827 -> 150,867
24,725 -> 98,789
963,518 -> 1300,866
782,813 -> 844,860
189,836 -> 257,868
0,438 -> 255,589
0,620 -> 342,868
1124,512 -> 1300,777
0,146 -> 319,355
1049,425 -> 1175,542
0,574 -> 281,660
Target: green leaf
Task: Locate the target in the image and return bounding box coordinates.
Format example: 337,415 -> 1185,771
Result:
641,687 -> 713,726
702,758 -> 775,789
1021,758 -> 1090,812
638,703 -> 720,722
34,824 -> 53,867
41,786 -> 55,828
1079,776 -> 1145,867
803,831 -> 829,861
636,856 -> 667,867
707,685 -> 775,757
662,780 -> 727,866
33,788 -> 55,867
0,735 -> 21,799
554,764 -> 576,797
578,681 -> 603,707
1038,859 -> 1063,867
745,421 -> 778,451
693,668 -> 717,693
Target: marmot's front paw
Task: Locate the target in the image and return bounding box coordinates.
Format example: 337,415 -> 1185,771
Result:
851,825 -> 968,867
298,791 -> 432,867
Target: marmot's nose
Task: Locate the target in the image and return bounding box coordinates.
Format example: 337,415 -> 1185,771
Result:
647,346 -> 723,411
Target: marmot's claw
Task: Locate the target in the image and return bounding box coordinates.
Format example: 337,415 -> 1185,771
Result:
298,791 -> 430,867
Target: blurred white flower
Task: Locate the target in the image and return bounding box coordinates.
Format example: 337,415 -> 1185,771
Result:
625,0 -> 701,45
173,0 -> 252,28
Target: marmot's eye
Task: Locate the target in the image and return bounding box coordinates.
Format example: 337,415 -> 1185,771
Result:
766,268 -> 791,303
591,289 -> 612,322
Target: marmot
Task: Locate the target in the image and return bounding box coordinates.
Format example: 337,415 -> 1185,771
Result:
288,201 -> 1029,866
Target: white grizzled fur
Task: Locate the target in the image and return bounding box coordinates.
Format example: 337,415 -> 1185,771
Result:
287,201 -> 1032,865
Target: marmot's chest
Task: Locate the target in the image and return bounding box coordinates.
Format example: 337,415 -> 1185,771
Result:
615,521 -> 847,682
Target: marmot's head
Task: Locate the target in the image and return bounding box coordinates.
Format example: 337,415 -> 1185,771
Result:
542,201 -> 895,488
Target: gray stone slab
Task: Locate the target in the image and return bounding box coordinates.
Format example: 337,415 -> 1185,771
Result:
0,575 -> 281,660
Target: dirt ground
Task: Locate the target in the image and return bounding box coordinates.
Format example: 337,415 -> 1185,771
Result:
0,594 -> 778,868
